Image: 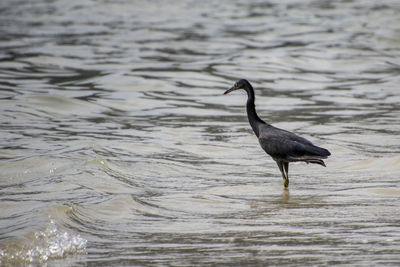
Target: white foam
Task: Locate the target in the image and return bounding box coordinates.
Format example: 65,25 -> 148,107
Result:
0,218 -> 87,265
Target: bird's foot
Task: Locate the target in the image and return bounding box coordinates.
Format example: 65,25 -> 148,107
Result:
283,178 -> 289,188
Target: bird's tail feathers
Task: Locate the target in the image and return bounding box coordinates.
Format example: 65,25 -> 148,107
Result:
291,155 -> 327,167
305,159 -> 326,167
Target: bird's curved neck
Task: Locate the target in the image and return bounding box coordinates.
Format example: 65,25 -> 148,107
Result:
244,84 -> 265,137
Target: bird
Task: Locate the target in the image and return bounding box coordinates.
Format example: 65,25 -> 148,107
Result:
224,79 -> 331,188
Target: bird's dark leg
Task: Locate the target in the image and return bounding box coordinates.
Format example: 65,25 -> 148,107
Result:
283,162 -> 289,188
276,160 -> 289,188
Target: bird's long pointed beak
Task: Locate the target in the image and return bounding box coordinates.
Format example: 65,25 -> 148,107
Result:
223,86 -> 238,95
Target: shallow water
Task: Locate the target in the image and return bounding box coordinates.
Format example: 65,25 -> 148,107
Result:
1,0 -> 400,265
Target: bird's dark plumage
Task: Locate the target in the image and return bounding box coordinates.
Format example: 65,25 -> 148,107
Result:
224,79 -> 331,188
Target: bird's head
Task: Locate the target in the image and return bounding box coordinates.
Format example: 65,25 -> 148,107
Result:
224,79 -> 249,95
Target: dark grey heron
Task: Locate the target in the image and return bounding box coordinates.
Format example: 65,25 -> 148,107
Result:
224,79 -> 331,188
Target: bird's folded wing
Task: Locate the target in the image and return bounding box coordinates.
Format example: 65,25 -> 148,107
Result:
259,136 -> 329,160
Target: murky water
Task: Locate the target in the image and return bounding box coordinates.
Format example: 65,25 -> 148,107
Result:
1,0 -> 400,265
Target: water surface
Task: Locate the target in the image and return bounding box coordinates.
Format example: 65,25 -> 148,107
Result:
1,0 -> 400,265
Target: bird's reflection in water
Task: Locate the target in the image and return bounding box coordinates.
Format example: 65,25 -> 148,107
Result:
280,188 -> 290,204
248,187 -> 290,211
